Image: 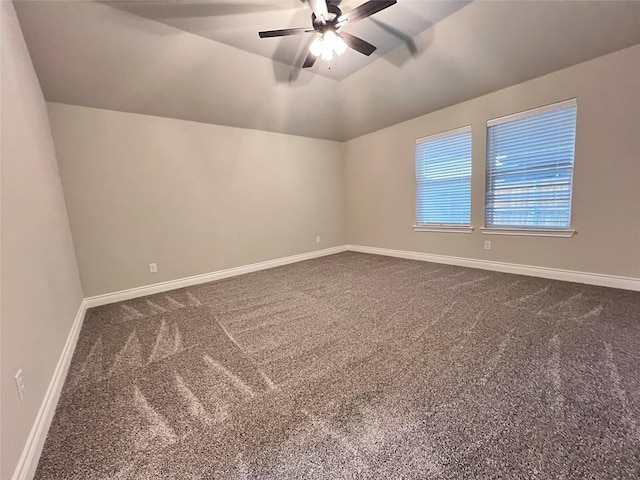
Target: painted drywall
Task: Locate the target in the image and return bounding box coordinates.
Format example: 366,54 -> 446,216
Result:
47,104 -> 346,297
345,45 -> 640,279
0,2 -> 84,479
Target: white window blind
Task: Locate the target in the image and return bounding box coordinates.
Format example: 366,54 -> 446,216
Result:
415,126 -> 472,225
485,99 -> 577,229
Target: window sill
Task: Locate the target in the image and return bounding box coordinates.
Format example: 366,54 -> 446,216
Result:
480,227 -> 576,238
413,225 -> 474,234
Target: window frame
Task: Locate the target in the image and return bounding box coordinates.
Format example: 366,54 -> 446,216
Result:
482,99 -> 578,238
413,126 -> 474,234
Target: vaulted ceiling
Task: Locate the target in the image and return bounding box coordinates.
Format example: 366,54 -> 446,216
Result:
14,0 -> 640,141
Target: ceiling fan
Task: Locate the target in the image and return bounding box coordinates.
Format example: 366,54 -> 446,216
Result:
258,0 -> 397,68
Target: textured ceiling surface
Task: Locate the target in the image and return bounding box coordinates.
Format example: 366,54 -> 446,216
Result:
14,0 -> 640,141
109,0 -> 469,80
108,0 -> 470,80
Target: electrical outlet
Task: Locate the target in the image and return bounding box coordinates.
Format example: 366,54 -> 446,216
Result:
316,236 -> 321,244
15,369 -> 25,404
149,263 -> 158,273
484,240 -> 492,250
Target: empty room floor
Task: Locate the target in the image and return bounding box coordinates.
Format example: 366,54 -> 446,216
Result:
36,252 -> 640,479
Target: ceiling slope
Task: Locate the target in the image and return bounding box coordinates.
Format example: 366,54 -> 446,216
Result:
339,0 -> 640,139
14,0 -> 344,140
14,1 -> 640,141
107,0 -> 470,81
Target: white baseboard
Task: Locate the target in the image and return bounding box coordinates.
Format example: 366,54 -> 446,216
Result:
84,244 -> 639,309
12,299 -> 88,480
347,245 -> 640,291
85,246 -> 348,307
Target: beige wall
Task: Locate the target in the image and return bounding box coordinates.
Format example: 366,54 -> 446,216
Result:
345,45 -> 640,279
47,103 -> 346,297
0,2 -> 84,479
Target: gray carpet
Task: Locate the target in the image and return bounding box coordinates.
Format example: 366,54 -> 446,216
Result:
36,252 -> 640,479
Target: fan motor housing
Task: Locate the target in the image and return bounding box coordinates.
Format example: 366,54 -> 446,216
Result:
312,4 -> 342,31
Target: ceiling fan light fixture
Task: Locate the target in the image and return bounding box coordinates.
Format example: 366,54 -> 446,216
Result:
323,30 -> 346,56
333,35 -> 347,55
309,30 -> 345,62
321,46 -> 334,61
309,35 -> 324,56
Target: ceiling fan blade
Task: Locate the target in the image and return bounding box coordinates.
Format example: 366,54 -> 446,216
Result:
338,0 -> 396,24
308,0 -> 329,24
338,31 -> 377,56
302,52 -> 318,68
259,27 -> 313,38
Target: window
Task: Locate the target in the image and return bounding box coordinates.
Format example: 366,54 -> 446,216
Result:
484,99 -> 577,236
414,126 -> 472,232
